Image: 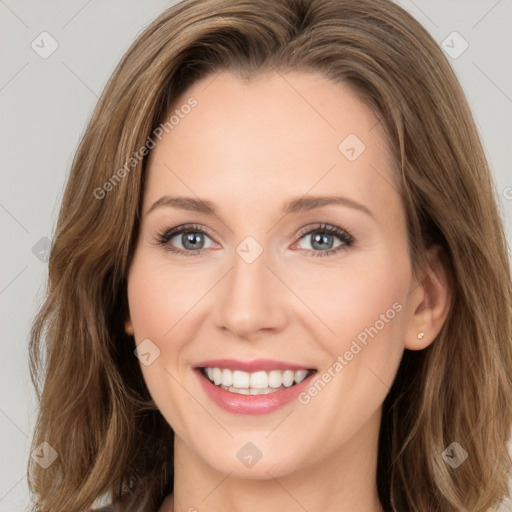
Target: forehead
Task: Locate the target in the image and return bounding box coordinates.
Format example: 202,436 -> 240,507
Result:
144,70 -> 400,222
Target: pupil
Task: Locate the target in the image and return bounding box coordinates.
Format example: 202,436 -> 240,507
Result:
183,232 -> 203,250
312,232 -> 332,250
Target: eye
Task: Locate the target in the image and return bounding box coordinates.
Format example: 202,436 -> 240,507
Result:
156,224 -> 217,256
155,222 -> 355,258
293,223 -> 355,257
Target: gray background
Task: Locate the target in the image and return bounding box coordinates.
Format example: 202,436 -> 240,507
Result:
1,1 -> 511,510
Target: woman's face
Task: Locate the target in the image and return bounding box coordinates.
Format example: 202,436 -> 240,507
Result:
125,71 -> 421,478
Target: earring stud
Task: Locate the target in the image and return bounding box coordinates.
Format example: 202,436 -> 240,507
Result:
417,331 -> 425,340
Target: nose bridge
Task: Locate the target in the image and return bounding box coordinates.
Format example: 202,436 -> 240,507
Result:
213,239 -> 287,338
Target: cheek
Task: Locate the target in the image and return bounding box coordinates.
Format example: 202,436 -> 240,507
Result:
126,258 -> 199,435
298,252 -> 409,409
304,254 -> 409,414
126,258 -> 186,395
126,253 -> 209,408
295,257 -> 408,350
126,254 -> 203,340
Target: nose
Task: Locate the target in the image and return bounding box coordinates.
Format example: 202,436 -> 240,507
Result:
213,245 -> 289,340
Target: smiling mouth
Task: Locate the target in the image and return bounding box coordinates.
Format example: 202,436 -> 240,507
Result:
200,367 -> 316,395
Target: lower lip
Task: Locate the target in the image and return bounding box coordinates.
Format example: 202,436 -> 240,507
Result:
196,369 -> 315,415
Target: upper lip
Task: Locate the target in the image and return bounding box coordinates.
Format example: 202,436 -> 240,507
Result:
193,358 -> 315,372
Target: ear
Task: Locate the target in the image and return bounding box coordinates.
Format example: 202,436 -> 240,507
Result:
405,244 -> 453,350
125,315 -> 134,336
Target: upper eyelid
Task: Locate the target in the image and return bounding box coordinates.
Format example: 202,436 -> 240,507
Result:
160,223 -> 218,243
296,223 -> 352,239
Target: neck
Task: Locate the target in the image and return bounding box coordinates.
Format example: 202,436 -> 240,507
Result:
168,407 -> 384,512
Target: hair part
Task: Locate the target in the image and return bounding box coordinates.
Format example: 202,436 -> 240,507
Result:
29,0 -> 512,510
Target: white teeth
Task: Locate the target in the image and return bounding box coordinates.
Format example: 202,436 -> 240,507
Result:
221,368 -> 233,387
202,367 -> 312,393
223,385 -> 282,395
268,370 -> 283,388
232,370 -> 250,388
294,370 -> 309,384
282,370 -> 294,387
250,371 -> 268,389
212,367 -> 222,386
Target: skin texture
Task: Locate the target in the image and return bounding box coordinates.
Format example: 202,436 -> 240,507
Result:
124,71 -> 452,512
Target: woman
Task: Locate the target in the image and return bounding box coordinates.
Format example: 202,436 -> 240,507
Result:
28,0 -> 512,511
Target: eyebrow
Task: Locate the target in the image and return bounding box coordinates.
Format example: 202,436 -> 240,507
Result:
146,195 -> 374,219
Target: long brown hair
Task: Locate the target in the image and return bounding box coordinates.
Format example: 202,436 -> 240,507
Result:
28,0 -> 512,510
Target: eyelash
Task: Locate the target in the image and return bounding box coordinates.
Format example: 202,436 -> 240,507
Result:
154,223 -> 355,258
